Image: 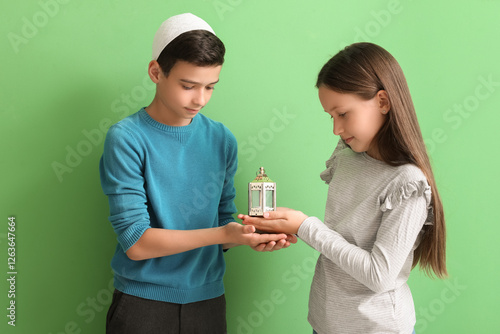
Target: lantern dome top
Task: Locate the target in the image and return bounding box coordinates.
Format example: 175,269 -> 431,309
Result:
251,167 -> 273,182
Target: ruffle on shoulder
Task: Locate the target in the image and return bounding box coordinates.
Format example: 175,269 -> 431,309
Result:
320,140 -> 347,184
320,152 -> 336,184
380,180 -> 434,225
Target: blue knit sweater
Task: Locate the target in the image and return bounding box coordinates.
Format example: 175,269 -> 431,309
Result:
99,108 -> 237,304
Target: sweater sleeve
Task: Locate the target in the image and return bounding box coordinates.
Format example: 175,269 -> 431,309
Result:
217,129 -> 238,227
298,181 -> 431,293
99,125 -> 150,252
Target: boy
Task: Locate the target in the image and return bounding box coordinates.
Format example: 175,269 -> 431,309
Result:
99,13 -> 293,333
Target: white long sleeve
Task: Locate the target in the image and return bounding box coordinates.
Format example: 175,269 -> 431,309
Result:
299,195 -> 427,293
299,142 -> 432,334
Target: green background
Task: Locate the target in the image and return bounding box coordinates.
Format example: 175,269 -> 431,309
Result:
1,0 -> 499,333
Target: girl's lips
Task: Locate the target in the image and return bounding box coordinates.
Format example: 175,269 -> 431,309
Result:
344,137 -> 354,144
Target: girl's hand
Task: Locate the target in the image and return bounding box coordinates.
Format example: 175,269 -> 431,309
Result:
238,207 -> 308,235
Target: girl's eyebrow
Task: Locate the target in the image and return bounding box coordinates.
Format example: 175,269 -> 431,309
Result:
180,79 -> 220,85
328,106 -> 343,113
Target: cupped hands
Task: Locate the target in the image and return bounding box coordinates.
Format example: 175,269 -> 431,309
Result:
224,222 -> 297,252
238,207 -> 309,235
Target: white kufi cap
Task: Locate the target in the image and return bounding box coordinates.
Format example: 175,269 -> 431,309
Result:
152,13 -> 215,60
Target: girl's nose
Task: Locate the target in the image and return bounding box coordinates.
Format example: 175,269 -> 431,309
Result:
333,120 -> 343,136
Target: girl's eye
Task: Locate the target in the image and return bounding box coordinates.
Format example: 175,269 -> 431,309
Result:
338,112 -> 347,118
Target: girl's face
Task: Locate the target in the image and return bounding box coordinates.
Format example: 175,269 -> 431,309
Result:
318,86 -> 388,159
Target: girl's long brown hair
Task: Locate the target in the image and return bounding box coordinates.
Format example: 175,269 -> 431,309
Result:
317,43 -> 447,278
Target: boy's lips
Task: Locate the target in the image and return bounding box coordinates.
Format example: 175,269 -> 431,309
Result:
185,107 -> 201,113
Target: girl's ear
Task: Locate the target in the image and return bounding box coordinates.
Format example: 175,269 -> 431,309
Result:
377,90 -> 391,114
148,60 -> 161,84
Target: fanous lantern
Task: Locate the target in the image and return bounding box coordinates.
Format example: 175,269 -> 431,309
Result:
248,167 -> 276,216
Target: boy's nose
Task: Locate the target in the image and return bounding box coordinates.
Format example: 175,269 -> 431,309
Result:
193,90 -> 206,106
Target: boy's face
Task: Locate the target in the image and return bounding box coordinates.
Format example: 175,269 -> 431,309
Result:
149,60 -> 222,126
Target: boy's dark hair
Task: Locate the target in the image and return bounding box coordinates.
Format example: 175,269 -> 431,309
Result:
157,30 -> 225,76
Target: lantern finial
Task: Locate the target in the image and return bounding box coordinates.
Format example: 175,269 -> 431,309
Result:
252,167 -> 273,182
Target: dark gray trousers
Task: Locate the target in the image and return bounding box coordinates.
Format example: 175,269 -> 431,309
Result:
106,290 -> 227,334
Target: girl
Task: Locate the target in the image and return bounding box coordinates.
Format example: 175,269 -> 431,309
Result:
239,42 -> 447,334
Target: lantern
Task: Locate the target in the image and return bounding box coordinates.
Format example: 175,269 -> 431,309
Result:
248,167 -> 276,216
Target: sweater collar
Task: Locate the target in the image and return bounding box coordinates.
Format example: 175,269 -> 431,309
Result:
139,108 -> 197,133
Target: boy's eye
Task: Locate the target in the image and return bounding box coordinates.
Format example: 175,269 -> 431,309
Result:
206,86 -> 215,90
182,85 -> 194,90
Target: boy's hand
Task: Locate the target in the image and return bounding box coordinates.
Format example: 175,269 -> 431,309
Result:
224,222 -> 290,250
250,234 -> 298,252
238,207 -> 308,235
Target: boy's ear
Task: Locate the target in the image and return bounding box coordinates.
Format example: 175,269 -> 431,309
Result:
148,60 -> 161,84
377,90 -> 391,113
